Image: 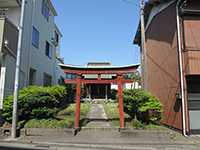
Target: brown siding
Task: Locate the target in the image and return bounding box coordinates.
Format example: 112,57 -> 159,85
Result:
145,3 -> 182,130
184,51 -> 200,75
183,15 -> 200,75
183,16 -> 200,51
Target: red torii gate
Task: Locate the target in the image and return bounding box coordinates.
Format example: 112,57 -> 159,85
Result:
60,64 -> 139,130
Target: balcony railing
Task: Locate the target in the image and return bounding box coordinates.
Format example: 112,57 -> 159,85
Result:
0,17 -> 18,57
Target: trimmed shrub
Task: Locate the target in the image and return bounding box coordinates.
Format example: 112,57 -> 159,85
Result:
24,118 -> 74,128
3,86 -> 67,123
123,89 -> 162,123
31,107 -> 59,119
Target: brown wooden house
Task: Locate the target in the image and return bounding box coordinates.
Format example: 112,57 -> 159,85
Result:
134,0 -> 200,135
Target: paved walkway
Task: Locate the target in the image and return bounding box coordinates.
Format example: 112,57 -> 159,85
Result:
85,103 -> 110,127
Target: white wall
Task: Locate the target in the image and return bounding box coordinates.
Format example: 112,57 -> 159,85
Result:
21,0 -> 64,86
27,0 -> 60,85
124,82 -> 141,89
3,55 -> 16,97
111,84 -> 118,90
111,82 -> 141,90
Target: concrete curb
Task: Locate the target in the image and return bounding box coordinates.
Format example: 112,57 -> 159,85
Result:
32,142 -> 156,150
21,128 -> 74,137
17,141 -> 200,150
20,127 -> 177,137
0,134 -> 199,150
0,141 -> 49,150
0,127 -> 181,137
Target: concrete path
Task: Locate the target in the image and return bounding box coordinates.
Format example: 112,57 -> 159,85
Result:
86,104 -> 110,127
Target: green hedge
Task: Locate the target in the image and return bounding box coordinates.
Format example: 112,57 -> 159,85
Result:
3,86 -> 67,123
123,89 -> 162,123
24,118 -> 74,128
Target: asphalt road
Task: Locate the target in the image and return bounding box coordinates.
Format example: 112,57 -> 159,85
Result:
0,144 -> 199,150
0,146 -> 47,150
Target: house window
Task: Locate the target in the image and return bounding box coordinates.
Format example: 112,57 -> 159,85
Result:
55,31 -> 59,44
32,26 -> 39,48
42,0 -> 50,21
29,68 -> 36,85
45,41 -> 52,58
43,73 -> 52,86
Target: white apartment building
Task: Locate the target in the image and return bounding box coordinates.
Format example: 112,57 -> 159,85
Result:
0,0 -> 65,109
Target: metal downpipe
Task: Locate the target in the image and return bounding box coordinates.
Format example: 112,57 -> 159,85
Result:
176,0 -> 187,137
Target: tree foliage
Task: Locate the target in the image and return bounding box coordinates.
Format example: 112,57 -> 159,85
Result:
123,89 -> 162,123
3,86 -> 67,123
131,71 -> 141,83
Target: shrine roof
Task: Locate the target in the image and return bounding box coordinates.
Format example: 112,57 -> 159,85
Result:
59,64 -> 140,70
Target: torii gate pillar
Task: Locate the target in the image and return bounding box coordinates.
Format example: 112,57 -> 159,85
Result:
117,74 -> 125,129
74,75 -> 81,129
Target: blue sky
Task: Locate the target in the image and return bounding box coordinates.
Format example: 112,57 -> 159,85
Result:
52,0 -> 140,66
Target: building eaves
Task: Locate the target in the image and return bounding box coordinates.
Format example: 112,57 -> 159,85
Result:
145,0 -> 176,32
87,62 -> 111,66
48,0 -> 57,16
133,0 -> 176,45
54,24 -> 63,37
182,9 -> 200,15
59,63 -> 140,70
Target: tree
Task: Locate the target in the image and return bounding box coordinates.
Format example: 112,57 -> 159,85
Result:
131,71 -> 141,89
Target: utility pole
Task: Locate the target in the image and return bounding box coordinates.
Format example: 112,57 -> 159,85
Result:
140,0 -> 147,90
11,0 -> 26,139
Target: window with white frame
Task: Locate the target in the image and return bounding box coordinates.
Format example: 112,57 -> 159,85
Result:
32,26 -> 39,48
54,31 -> 59,44
45,41 -> 52,59
42,0 -> 50,21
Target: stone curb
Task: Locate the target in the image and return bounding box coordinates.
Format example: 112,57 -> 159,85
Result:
21,128 -> 74,137
0,135 -> 199,150
33,142 -> 156,150
0,127 -> 181,137
0,141 -> 49,150
18,141 -> 200,150
21,128 -> 177,137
